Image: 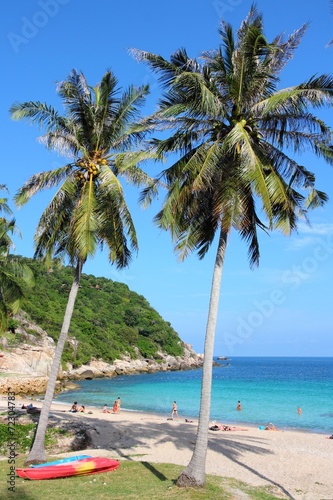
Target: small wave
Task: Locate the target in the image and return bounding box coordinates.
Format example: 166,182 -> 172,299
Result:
122,408 -> 143,413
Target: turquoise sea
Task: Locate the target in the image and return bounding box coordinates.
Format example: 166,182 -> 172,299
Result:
54,357 -> 333,434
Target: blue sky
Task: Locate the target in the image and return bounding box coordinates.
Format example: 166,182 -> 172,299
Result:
2,0 -> 333,357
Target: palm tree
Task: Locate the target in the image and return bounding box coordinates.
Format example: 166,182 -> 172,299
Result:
133,6 -> 333,486
10,69 -> 156,464
0,185 -> 34,331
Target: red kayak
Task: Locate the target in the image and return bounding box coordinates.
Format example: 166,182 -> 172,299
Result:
16,457 -> 120,480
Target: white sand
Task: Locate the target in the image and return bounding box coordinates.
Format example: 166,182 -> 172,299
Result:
1,397 -> 332,499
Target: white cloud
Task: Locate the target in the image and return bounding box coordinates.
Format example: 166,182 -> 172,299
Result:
286,222 -> 333,250
297,222 -> 333,236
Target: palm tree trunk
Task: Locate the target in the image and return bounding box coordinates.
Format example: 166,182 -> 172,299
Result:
25,260 -> 83,464
177,227 -> 228,487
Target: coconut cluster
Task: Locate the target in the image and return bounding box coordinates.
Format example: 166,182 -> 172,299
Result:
74,151 -> 108,181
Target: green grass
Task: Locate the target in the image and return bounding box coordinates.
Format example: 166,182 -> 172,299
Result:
0,423 -> 70,455
0,457 -> 286,500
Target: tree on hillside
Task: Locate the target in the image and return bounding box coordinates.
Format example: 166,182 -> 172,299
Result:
0,185 -> 34,331
133,5 -> 333,486
10,69 -> 156,463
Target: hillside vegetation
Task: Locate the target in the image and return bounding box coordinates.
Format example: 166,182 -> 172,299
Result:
8,257 -> 184,367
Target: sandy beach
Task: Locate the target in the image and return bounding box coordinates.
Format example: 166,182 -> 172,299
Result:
1,397 -> 332,499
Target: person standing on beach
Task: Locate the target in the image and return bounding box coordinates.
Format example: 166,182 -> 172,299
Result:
237,401 -> 242,411
171,401 -> 179,418
116,397 -> 121,413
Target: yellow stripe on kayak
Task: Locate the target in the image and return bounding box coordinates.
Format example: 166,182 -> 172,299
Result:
74,460 -> 95,473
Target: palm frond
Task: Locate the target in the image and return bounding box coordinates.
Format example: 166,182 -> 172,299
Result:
14,164 -> 73,206
0,188 -> 13,217
107,84 -> 150,150
268,24 -> 308,75
71,177 -> 98,260
33,176 -> 77,260
129,48 -> 194,88
10,101 -> 63,132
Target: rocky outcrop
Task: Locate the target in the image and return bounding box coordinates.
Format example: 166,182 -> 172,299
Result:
0,312 -> 59,378
0,376 -> 49,396
64,343 -> 204,380
0,344 -> 56,377
0,313 -> 204,395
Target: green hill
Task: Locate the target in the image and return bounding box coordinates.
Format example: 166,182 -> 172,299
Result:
9,257 -> 184,367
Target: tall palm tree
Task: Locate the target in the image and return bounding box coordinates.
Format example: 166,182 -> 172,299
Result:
133,6 -> 333,486
0,185 -> 34,331
10,69 -> 155,463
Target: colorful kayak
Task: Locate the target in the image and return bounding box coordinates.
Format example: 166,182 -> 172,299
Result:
17,457 -> 120,480
30,454 -> 92,468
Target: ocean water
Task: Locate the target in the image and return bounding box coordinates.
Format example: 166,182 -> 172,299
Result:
54,357 -> 333,434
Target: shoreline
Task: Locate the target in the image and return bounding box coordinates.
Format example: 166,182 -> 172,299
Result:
3,395 -> 332,437
50,397 -> 329,436
1,397 -> 332,498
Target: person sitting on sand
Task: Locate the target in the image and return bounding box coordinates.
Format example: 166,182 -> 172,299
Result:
210,423 -> 247,431
22,404 -> 33,410
102,404 -> 111,413
264,422 -> 277,431
210,424 -> 225,431
25,403 -> 41,414
23,403 -> 41,414
78,405 -> 85,412
69,402 -> 78,412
